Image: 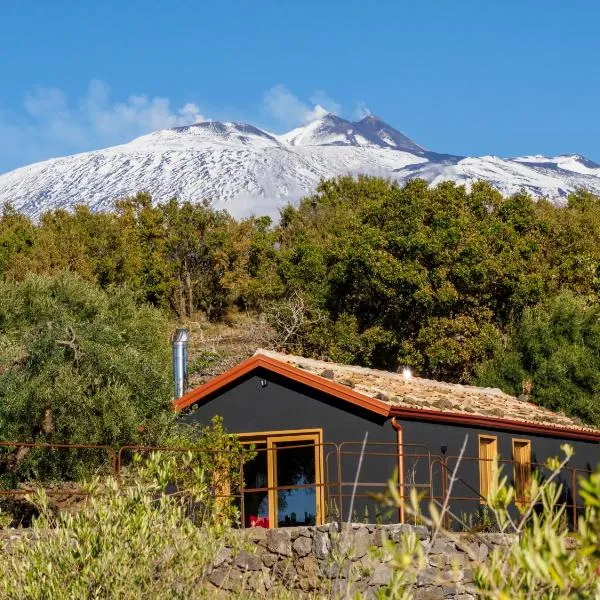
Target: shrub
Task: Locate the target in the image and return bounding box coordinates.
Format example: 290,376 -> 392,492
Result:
0,458 -> 239,599
379,444 -> 600,599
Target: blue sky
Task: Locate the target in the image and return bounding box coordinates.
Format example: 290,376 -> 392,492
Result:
1,0 -> 599,173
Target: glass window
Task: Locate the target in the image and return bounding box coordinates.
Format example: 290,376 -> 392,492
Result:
512,439 -> 532,506
242,442 -> 269,528
238,430 -> 323,528
274,441 -> 317,526
478,435 -> 498,502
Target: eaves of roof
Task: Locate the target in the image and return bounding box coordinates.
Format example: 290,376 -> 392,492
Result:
173,353 -> 600,443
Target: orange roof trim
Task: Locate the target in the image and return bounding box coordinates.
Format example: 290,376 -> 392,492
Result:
173,353 -> 391,416
173,353 -> 600,442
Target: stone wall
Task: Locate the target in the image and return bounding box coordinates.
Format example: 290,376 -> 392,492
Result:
0,523 -> 515,598
207,523 -> 515,599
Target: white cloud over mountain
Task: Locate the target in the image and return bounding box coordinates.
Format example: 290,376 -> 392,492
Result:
0,80 -> 206,172
353,101 -> 372,120
262,84 -> 341,128
0,81 -> 348,173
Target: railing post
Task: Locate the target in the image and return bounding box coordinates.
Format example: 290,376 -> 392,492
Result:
441,457 -> 449,529
117,447 -> 124,485
239,451 -> 246,529
336,443 -> 343,532
571,468 -> 577,531
110,447 -> 117,481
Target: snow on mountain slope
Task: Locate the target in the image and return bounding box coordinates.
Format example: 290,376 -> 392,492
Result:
281,114 -> 425,154
394,154 -> 600,199
0,115 -> 599,219
511,154 -> 600,176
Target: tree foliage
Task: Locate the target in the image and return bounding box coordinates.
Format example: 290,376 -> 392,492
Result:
273,177 -> 559,378
0,273 -> 173,480
476,292 -> 600,427
3,178 -> 600,423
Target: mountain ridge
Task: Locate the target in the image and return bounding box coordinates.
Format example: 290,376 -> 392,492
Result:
1,114 -> 599,219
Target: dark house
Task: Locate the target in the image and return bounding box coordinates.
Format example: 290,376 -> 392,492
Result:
175,350 -> 600,529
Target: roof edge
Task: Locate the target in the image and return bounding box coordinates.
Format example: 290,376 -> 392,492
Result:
173,353 -> 392,416
174,354 -> 263,412
174,353 -> 600,442
389,406 -> 600,442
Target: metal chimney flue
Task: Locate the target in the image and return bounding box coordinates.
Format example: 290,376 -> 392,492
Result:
172,328 -> 189,399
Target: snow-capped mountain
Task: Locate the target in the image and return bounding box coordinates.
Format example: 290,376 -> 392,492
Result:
0,114 -> 599,219
281,114 -> 425,153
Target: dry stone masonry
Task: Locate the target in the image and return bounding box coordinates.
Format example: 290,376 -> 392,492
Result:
0,523 -> 516,598
206,523 -> 515,598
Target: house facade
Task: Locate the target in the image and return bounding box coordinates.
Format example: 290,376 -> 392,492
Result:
175,350 -> 600,529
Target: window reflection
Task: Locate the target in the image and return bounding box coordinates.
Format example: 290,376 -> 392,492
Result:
275,441 -> 316,526
238,434 -> 321,528
242,443 -> 269,528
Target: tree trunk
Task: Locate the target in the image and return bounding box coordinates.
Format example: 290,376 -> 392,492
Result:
184,261 -> 194,318
177,275 -> 186,319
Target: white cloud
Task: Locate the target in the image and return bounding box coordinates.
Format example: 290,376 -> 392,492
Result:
0,81 -> 368,174
310,91 -> 342,116
78,80 -> 206,139
24,86 -> 69,117
0,80 -> 206,173
179,102 -> 203,121
353,101 -> 372,120
263,85 -> 341,128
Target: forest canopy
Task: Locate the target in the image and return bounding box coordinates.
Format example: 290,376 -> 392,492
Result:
2,177 -> 600,426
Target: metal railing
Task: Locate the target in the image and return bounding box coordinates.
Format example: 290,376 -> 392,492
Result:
430,455 -> 592,530
0,440 -> 593,531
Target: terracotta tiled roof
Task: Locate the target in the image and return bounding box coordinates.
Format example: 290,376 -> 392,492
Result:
255,349 -> 600,436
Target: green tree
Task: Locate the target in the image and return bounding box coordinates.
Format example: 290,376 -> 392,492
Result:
539,189 -> 600,295
4,180 -> 600,392
0,273 -> 173,480
160,198 -> 239,320
476,292 -> 600,427
0,204 -> 36,277
271,177 -> 550,379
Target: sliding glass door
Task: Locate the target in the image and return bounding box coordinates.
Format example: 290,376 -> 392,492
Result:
240,430 -> 323,528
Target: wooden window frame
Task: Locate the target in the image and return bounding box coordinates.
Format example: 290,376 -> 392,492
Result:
478,434 -> 498,503
512,438 -> 532,506
239,428 -> 324,527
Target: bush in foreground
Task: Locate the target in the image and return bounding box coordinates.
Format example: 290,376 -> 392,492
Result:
380,444 -> 600,599
1,442 -> 599,598
0,464 -> 235,598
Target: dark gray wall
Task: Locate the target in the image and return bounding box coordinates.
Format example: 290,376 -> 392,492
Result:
398,418 -> 599,528
180,367 -> 399,523
180,367 -> 599,527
